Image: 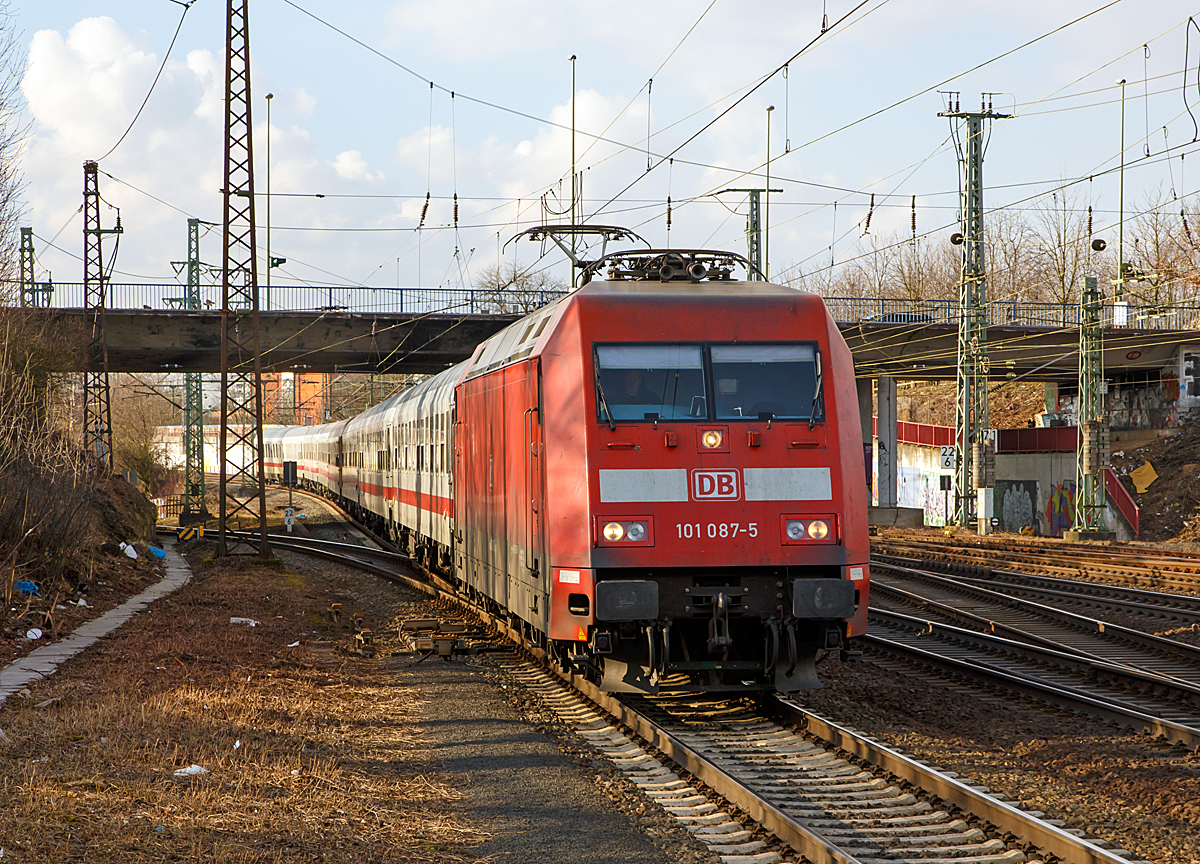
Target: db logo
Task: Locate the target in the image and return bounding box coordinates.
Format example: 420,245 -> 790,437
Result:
692,469 -> 740,500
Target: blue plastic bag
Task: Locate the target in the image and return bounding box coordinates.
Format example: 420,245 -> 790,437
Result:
148,545 -> 167,559
15,580 -> 41,597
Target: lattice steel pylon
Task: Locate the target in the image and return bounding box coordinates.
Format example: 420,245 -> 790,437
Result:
216,0 -> 270,557
939,94 -> 1010,526
19,227 -> 33,307
82,161 -> 122,467
1072,275 -> 1108,536
181,218 -> 211,525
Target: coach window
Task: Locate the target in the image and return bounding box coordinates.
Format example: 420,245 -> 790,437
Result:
595,344 -> 706,422
710,344 -> 822,422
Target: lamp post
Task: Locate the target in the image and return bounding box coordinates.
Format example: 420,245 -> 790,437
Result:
765,105 -> 775,281
265,92 -> 273,311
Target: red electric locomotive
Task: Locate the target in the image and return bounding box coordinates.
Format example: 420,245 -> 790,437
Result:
455,250 -> 868,692
268,249 -> 869,693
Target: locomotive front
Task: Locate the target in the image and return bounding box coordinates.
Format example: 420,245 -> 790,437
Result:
543,272 -> 869,693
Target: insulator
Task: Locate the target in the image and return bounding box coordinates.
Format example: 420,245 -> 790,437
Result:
910,195 -> 916,237
666,196 -> 672,229
419,192 -> 430,228
864,193 -> 874,234
1184,209 -> 1197,249
1087,205 -> 1092,236
453,193 -> 458,227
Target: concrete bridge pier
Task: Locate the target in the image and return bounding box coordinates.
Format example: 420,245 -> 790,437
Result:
860,375 -> 925,529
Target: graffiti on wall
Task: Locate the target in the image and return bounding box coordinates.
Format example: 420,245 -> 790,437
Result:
995,480 -> 1038,534
920,472 -> 951,526
1045,479 -> 1076,537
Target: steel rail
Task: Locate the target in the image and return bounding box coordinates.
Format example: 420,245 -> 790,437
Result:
867,579 -> 1200,687
873,539 -> 1200,592
870,606 -> 1200,703
244,529 -> 1149,864
768,697 -> 1137,864
865,618 -> 1200,749
248,531 -> 861,864
875,535 -> 1200,567
955,573 -> 1200,623
872,558 -> 1200,666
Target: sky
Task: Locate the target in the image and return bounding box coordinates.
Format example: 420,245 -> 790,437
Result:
9,0 -> 1200,304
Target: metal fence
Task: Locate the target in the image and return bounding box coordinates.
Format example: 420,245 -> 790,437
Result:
40,282 -> 569,316
820,296 -> 1200,331
31,281 -> 1200,331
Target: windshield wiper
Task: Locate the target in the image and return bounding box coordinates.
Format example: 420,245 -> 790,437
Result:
808,352 -> 824,431
596,381 -> 617,431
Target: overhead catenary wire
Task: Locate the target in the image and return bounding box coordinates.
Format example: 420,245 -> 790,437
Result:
97,1 -> 194,163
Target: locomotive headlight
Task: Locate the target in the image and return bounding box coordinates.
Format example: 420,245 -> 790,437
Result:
625,521 -> 647,542
786,520 -> 805,540
603,521 -> 625,542
701,429 -> 724,449
807,520 -> 830,540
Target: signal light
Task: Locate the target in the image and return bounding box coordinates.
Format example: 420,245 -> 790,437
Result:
807,520 -> 829,539
603,522 -> 625,542
700,430 -> 724,449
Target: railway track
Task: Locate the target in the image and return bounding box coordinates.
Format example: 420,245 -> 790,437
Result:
873,537 -> 1200,595
869,561 -> 1200,684
221,525 -> 1145,864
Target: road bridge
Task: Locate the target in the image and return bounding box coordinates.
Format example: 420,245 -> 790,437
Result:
27,285 -> 1200,379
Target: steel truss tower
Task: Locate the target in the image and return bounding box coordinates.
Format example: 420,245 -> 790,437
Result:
720,188 -> 781,280
82,161 -> 122,467
940,95 -> 1009,526
181,218 -> 211,524
19,227 -> 34,307
216,0 -> 270,557
1072,275 -> 1109,536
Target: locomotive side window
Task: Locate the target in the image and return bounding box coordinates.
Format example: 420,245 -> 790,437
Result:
711,344 -> 821,421
595,344 -> 705,421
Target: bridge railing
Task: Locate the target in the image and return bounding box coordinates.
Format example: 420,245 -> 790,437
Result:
822,296 -> 1200,331
28,282 -> 1200,330
38,282 -> 569,316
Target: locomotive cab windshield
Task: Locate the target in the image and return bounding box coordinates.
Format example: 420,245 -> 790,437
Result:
595,341 -> 824,423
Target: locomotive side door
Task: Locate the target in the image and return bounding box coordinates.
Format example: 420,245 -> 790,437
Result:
521,358 -> 548,630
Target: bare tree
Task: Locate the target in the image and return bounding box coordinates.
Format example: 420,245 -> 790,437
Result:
0,0 -> 24,301
110,374 -> 179,496
1028,185 -> 1091,305
891,236 -> 959,301
474,261 -> 568,314
984,209 -> 1037,305
1122,186 -> 1200,307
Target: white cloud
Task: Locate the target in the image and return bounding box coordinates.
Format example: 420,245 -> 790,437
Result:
330,149 -> 384,182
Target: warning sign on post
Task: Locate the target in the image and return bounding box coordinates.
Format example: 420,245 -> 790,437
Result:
939,446 -> 955,470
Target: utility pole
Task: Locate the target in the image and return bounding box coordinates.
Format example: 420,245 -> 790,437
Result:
1067,275 -> 1111,540
216,0 -> 270,558
19,227 -> 33,307
939,93 -> 1010,528
82,161 -> 122,468
719,188 -> 781,280
181,218 -> 210,525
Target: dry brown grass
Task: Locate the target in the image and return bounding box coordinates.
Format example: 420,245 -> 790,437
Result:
0,550 -> 484,862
